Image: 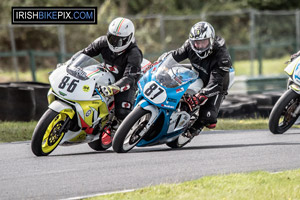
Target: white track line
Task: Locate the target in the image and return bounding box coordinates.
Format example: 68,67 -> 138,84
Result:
65,189 -> 135,200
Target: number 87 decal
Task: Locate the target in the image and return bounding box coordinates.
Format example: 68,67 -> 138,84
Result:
143,81 -> 167,104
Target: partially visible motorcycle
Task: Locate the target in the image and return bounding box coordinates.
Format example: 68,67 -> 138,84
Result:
112,55 -> 235,153
31,53 -> 140,156
269,56 -> 300,134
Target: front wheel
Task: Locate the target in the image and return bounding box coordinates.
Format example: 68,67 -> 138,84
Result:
112,106 -> 151,153
31,109 -> 69,156
269,89 -> 300,134
166,133 -> 192,148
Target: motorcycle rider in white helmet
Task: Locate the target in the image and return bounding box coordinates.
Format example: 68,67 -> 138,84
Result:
158,21 -> 233,137
79,17 -> 143,145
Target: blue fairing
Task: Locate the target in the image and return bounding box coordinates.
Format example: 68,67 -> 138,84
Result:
134,101 -> 186,147
137,62 -> 196,110
134,56 -> 199,147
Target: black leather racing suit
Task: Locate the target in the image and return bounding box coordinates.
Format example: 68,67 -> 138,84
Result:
82,36 -> 143,120
171,36 -> 232,128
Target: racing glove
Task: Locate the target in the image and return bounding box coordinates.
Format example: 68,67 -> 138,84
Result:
291,50 -> 300,61
186,93 -> 208,109
99,85 -> 120,97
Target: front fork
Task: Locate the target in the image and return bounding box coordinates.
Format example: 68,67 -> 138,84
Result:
292,104 -> 300,118
284,86 -> 300,125
56,117 -> 71,138
289,85 -> 300,118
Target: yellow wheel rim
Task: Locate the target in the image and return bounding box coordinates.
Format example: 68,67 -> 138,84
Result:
41,113 -> 67,153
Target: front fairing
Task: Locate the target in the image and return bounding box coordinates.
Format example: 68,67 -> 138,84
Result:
284,56 -> 300,85
137,56 -> 198,110
49,54 -> 114,101
49,65 -> 95,101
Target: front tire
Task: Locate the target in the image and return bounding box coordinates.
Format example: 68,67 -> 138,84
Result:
31,109 -> 68,156
112,106 -> 151,153
269,89 -> 300,134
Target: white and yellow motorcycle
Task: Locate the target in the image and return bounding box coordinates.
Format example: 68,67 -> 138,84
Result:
269,56 -> 300,134
31,53 -> 118,156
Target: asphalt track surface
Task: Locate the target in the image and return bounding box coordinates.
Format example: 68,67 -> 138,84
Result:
1,129 -> 300,200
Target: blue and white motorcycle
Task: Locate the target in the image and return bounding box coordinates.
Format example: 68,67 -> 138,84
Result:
113,55 -> 234,153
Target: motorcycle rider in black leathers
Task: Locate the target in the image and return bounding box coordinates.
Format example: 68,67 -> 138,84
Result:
80,17 -> 143,145
159,21 -> 233,137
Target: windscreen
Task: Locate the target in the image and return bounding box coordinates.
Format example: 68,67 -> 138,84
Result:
154,55 -> 198,88
65,54 -> 103,80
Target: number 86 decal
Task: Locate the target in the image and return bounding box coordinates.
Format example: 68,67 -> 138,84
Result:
143,81 -> 167,104
58,76 -> 80,93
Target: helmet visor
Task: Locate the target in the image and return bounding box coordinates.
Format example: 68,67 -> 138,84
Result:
190,38 -> 210,51
107,33 -> 132,48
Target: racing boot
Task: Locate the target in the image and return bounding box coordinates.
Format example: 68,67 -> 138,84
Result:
101,125 -> 112,146
185,126 -> 202,138
206,123 -> 216,129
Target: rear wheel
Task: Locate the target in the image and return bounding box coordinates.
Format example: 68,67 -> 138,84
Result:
269,89 -> 300,134
112,106 -> 151,153
88,131 -> 112,151
31,109 -> 69,156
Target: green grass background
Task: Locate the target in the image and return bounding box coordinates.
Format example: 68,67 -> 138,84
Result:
87,170 -> 300,200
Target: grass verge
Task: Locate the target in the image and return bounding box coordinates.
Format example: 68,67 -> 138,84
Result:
0,118 -> 290,143
86,170 -> 300,200
0,121 -> 37,142
215,118 -> 269,130
0,118 -> 270,143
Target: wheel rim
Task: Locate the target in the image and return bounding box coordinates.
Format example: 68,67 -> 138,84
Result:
122,113 -> 151,151
278,98 -> 299,131
41,113 -> 67,153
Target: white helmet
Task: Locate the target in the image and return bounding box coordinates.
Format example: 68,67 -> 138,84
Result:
189,21 -> 215,59
107,17 -> 135,53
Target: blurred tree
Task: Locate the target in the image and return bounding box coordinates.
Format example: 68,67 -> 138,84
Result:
246,0 -> 300,10
0,0 -> 299,70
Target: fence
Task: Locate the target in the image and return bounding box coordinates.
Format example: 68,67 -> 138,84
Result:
0,9 -> 299,81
